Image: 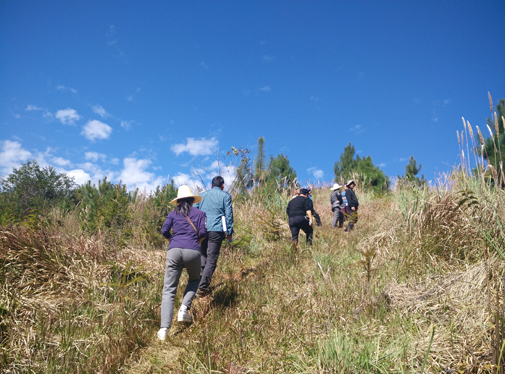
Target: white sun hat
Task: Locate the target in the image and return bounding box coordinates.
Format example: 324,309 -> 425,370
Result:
170,185 -> 203,206
330,183 -> 343,191
346,180 -> 356,187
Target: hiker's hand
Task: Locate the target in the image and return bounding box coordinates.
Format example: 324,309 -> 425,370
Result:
309,220 -> 313,226
351,207 -> 356,211
226,234 -> 233,240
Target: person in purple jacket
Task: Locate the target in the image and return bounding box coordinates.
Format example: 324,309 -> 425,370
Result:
157,185 -> 207,341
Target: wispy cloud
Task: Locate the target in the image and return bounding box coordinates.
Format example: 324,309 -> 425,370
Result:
91,104 -> 110,118
26,105 -> 43,111
51,156 -> 71,167
82,120 -> 112,141
56,85 -> 77,94
55,108 -> 81,125
349,124 -> 364,134
262,55 -> 273,62
307,167 -> 324,180
260,86 -> 271,92
199,61 -> 209,69
378,163 -> 386,168
171,137 -> 219,156
85,151 -> 107,162
120,120 -> 133,130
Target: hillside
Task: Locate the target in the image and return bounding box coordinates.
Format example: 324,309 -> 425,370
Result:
1,174 -> 504,373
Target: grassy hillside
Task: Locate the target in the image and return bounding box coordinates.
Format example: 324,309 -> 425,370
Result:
1,172 -> 504,373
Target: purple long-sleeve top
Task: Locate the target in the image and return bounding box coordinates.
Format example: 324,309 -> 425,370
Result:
161,207 -> 207,251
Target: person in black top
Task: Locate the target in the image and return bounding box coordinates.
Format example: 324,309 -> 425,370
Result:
344,180 -> 359,231
286,188 -> 313,244
307,186 -> 322,226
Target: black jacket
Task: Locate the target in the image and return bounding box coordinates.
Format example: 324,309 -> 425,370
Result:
346,188 -> 359,210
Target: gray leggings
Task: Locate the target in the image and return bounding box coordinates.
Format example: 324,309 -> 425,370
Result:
160,247 -> 201,329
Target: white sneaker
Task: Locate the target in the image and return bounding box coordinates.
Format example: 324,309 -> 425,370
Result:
177,307 -> 193,323
157,327 -> 168,341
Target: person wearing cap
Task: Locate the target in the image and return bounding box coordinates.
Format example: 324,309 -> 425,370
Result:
286,188 -> 313,244
330,183 -> 345,228
158,185 -> 207,341
193,176 -> 234,296
345,180 -> 359,231
306,186 -> 322,226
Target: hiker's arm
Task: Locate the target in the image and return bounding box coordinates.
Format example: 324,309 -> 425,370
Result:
306,210 -> 313,226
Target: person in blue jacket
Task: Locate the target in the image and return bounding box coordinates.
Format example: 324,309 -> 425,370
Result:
194,176 -> 234,296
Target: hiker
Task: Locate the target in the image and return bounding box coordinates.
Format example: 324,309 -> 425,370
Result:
330,183 -> 345,228
158,186 -> 207,341
194,176 -> 234,297
344,180 -> 359,231
286,188 -> 313,244
307,186 -> 322,226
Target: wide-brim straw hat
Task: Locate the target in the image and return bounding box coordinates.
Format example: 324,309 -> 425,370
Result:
170,185 -> 202,206
346,180 -> 356,187
331,183 -> 342,190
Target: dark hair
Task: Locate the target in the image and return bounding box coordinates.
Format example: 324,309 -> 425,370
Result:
212,176 -> 225,188
174,197 -> 194,216
299,188 -> 309,195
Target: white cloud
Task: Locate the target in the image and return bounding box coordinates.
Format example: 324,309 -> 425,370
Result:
91,104 -> 110,118
26,105 -> 43,111
208,160 -> 237,187
82,120 -> 112,141
51,156 -> 71,167
56,108 -> 81,125
85,152 -> 107,162
118,157 -> 164,191
308,167 -> 324,180
199,61 -> 209,69
378,163 -> 386,168
262,55 -> 273,62
126,96 -> 134,102
66,169 -> 91,185
110,158 -> 119,165
349,124 -> 364,134
171,137 -> 218,156
0,140 -> 32,176
172,172 -> 205,190
260,86 -> 271,92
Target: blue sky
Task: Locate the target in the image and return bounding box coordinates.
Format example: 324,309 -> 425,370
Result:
1,1 -> 504,191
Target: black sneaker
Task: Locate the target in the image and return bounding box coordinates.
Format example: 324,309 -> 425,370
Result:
196,289 -> 208,298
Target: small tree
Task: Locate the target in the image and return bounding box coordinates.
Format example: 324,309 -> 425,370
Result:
399,156 -> 426,187
334,143 -> 388,192
267,153 -> 297,186
0,160 -> 76,218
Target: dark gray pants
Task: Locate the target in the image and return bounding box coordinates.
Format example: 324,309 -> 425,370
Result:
332,208 -> 343,228
289,216 -> 313,244
160,247 -> 201,329
198,231 -> 226,291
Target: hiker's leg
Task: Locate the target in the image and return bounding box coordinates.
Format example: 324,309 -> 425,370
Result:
332,209 -> 339,228
300,220 -> 313,244
199,235 -> 209,273
337,209 -> 344,228
160,248 -> 183,329
198,231 -> 225,292
288,217 -> 301,243
181,248 -> 202,310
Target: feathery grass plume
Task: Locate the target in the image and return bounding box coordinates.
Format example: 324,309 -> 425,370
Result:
489,91 -> 494,114
457,131 -> 460,144
467,121 -> 474,138
477,126 -> 485,145
487,124 -> 494,138
495,112 -> 500,135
